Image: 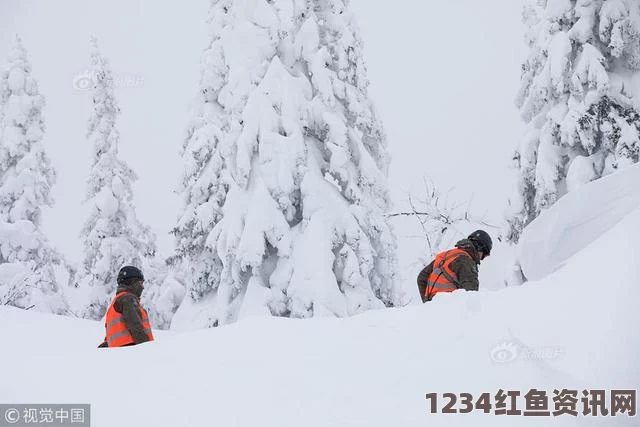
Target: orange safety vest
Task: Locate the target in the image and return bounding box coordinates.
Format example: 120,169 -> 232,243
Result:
424,248 -> 473,301
104,292 -> 154,347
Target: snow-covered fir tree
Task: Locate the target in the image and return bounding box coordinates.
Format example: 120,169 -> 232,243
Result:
506,0 -> 640,242
140,258 -> 187,329
0,36 -> 68,314
79,39 -> 157,320
172,0 -> 401,328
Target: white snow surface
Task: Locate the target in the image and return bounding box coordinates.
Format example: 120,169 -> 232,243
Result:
518,162 -> 640,282
2,186 -> 639,426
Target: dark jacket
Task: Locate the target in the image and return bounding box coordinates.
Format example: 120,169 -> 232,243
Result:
417,239 -> 481,303
98,279 -> 150,347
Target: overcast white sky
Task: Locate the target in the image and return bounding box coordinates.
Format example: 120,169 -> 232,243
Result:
0,0 -> 525,289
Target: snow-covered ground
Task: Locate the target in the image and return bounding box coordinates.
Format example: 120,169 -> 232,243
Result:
1,2 -> 638,425
2,167 -> 638,426
518,163 -> 640,282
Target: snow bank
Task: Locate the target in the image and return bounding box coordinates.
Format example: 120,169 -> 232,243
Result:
518,163 -> 640,281
2,202 -> 638,426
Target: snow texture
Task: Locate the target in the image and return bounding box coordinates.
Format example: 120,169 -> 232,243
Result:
507,0 -> 640,243
140,257 -> 187,329
517,161 -> 640,283
172,0 -> 401,329
2,175 -> 639,425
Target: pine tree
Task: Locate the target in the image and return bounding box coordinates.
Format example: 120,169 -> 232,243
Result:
79,39 -> 157,320
507,0 -> 640,242
0,36 -> 68,314
172,0 -> 401,328
140,258 -> 187,329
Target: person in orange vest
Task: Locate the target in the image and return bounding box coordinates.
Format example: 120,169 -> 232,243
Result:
98,266 -> 154,348
417,230 -> 492,303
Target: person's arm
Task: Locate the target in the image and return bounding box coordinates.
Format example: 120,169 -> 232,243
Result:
450,256 -> 479,291
115,294 -> 151,344
417,261 -> 434,302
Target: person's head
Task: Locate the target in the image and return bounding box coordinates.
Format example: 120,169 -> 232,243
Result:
117,266 -> 145,296
468,230 -> 492,261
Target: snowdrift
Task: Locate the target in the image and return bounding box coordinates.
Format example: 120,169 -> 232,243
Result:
517,163 -> 640,282
3,165 -> 640,426
2,193 -> 639,426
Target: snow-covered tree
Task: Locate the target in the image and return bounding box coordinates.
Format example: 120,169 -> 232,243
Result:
79,39 -> 157,320
140,258 -> 187,329
507,0 -> 640,242
172,0 -> 401,329
0,36 -> 68,314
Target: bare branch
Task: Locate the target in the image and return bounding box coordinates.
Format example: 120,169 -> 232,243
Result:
408,194 -> 432,252
1,272 -> 35,307
387,212 -> 440,218
388,175 -> 498,258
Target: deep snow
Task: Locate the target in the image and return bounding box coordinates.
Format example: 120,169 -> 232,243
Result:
0,2 -> 637,425
2,170 -> 638,426
518,163 -> 640,282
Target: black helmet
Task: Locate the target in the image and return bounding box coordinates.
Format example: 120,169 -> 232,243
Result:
468,230 -> 492,255
117,266 -> 144,284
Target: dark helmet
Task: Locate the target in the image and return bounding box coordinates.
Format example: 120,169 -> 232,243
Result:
468,230 -> 492,255
117,266 -> 144,284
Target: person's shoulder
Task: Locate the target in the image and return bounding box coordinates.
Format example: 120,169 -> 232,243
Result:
114,292 -> 138,311
452,251 -> 477,269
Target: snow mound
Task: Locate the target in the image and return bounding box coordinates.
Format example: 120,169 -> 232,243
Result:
2,200 -> 639,426
518,163 -> 640,282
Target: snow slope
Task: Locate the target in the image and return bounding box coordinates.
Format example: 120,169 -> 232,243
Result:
518,163 -> 640,282
2,180 -> 639,426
